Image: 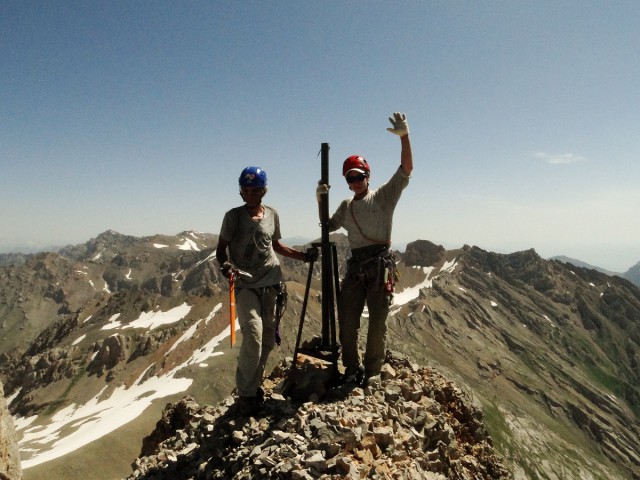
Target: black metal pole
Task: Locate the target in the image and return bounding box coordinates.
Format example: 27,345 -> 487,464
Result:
319,143 -> 330,241
292,256 -> 316,371
319,143 -> 332,347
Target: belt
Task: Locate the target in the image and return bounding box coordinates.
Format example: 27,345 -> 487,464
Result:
350,244 -> 390,263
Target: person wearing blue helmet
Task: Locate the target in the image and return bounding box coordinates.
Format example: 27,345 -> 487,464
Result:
216,166 -> 317,415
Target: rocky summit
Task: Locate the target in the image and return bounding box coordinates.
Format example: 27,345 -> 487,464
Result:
127,352 -> 509,480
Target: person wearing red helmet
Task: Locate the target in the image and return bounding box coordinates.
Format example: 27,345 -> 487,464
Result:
317,112 -> 413,385
217,166 -> 318,415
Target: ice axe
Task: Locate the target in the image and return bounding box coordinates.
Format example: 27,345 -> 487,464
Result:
226,268 -> 252,347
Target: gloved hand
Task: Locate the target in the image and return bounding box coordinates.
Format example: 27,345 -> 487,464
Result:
220,261 -> 236,278
316,183 -> 330,202
304,247 -> 319,263
387,112 -> 409,137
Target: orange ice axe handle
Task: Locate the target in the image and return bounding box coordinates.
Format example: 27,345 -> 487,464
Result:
227,269 -> 250,348
229,272 -> 236,347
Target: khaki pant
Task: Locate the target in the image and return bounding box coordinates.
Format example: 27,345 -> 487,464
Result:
235,287 -> 278,397
338,246 -> 392,376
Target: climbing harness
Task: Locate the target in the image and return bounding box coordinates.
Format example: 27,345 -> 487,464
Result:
344,245 -> 399,299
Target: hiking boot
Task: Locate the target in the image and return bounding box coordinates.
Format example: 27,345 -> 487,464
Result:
362,373 -> 381,387
237,396 -> 260,416
342,364 -> 365,384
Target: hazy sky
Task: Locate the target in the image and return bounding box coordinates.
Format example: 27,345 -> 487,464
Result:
2,1 -> 639,271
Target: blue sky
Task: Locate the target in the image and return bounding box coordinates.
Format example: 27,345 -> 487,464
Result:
2,1 -> 639,271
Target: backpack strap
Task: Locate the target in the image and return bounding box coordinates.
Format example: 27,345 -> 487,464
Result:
349,200 -> 390,246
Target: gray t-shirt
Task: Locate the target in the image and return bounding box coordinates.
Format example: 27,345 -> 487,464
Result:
328,166 -> 410,250
219,205 -> 283,288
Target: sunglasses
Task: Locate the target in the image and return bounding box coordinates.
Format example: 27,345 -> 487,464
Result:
346,173 -> 367,184
240,187 -> 265,196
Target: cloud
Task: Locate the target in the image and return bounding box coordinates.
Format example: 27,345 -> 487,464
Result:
533,152 -> 586,165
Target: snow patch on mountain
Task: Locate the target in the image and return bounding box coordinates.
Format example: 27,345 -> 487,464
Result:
15,304 -> 227,469
390,259 -> 457,315
177,238 -> 200,251
101,303 -> 191,331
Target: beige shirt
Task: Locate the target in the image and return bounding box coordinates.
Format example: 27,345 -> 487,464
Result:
328,166 -> 410,250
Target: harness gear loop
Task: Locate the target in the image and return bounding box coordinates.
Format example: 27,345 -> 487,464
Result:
274,282 -> 288,346
382,253 -> 400,297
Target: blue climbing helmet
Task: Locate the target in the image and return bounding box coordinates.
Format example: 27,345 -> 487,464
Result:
239,166 -> 267,187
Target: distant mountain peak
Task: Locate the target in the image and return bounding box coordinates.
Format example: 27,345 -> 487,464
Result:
550,255 -> 619,275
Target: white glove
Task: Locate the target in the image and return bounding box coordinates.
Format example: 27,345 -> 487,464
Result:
316,183 -> 330,201
387,112 -> 409,137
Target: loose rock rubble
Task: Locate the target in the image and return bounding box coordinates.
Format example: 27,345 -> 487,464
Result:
127,352 -> 511,479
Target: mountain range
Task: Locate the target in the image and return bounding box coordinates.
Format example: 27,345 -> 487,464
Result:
4,242 -> 640,288
1,230 -> 639,479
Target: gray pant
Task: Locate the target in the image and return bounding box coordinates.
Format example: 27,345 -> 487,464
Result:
235,286 -> 278,398
338,246 -> 392,376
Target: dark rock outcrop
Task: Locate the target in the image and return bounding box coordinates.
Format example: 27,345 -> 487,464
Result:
403,240 -> 446,267
88,335 -> 127,376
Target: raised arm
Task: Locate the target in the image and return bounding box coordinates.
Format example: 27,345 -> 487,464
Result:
387,112 -> 413,175
400,134 -> 412,175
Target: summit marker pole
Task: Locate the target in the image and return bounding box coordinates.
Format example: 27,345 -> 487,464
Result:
287,143 -> 340,393
319,143 -> 333,347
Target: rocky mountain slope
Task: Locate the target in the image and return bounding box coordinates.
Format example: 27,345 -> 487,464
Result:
0,231 -> 639,479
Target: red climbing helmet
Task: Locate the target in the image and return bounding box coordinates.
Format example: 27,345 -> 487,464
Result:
342,155 -> 370,177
